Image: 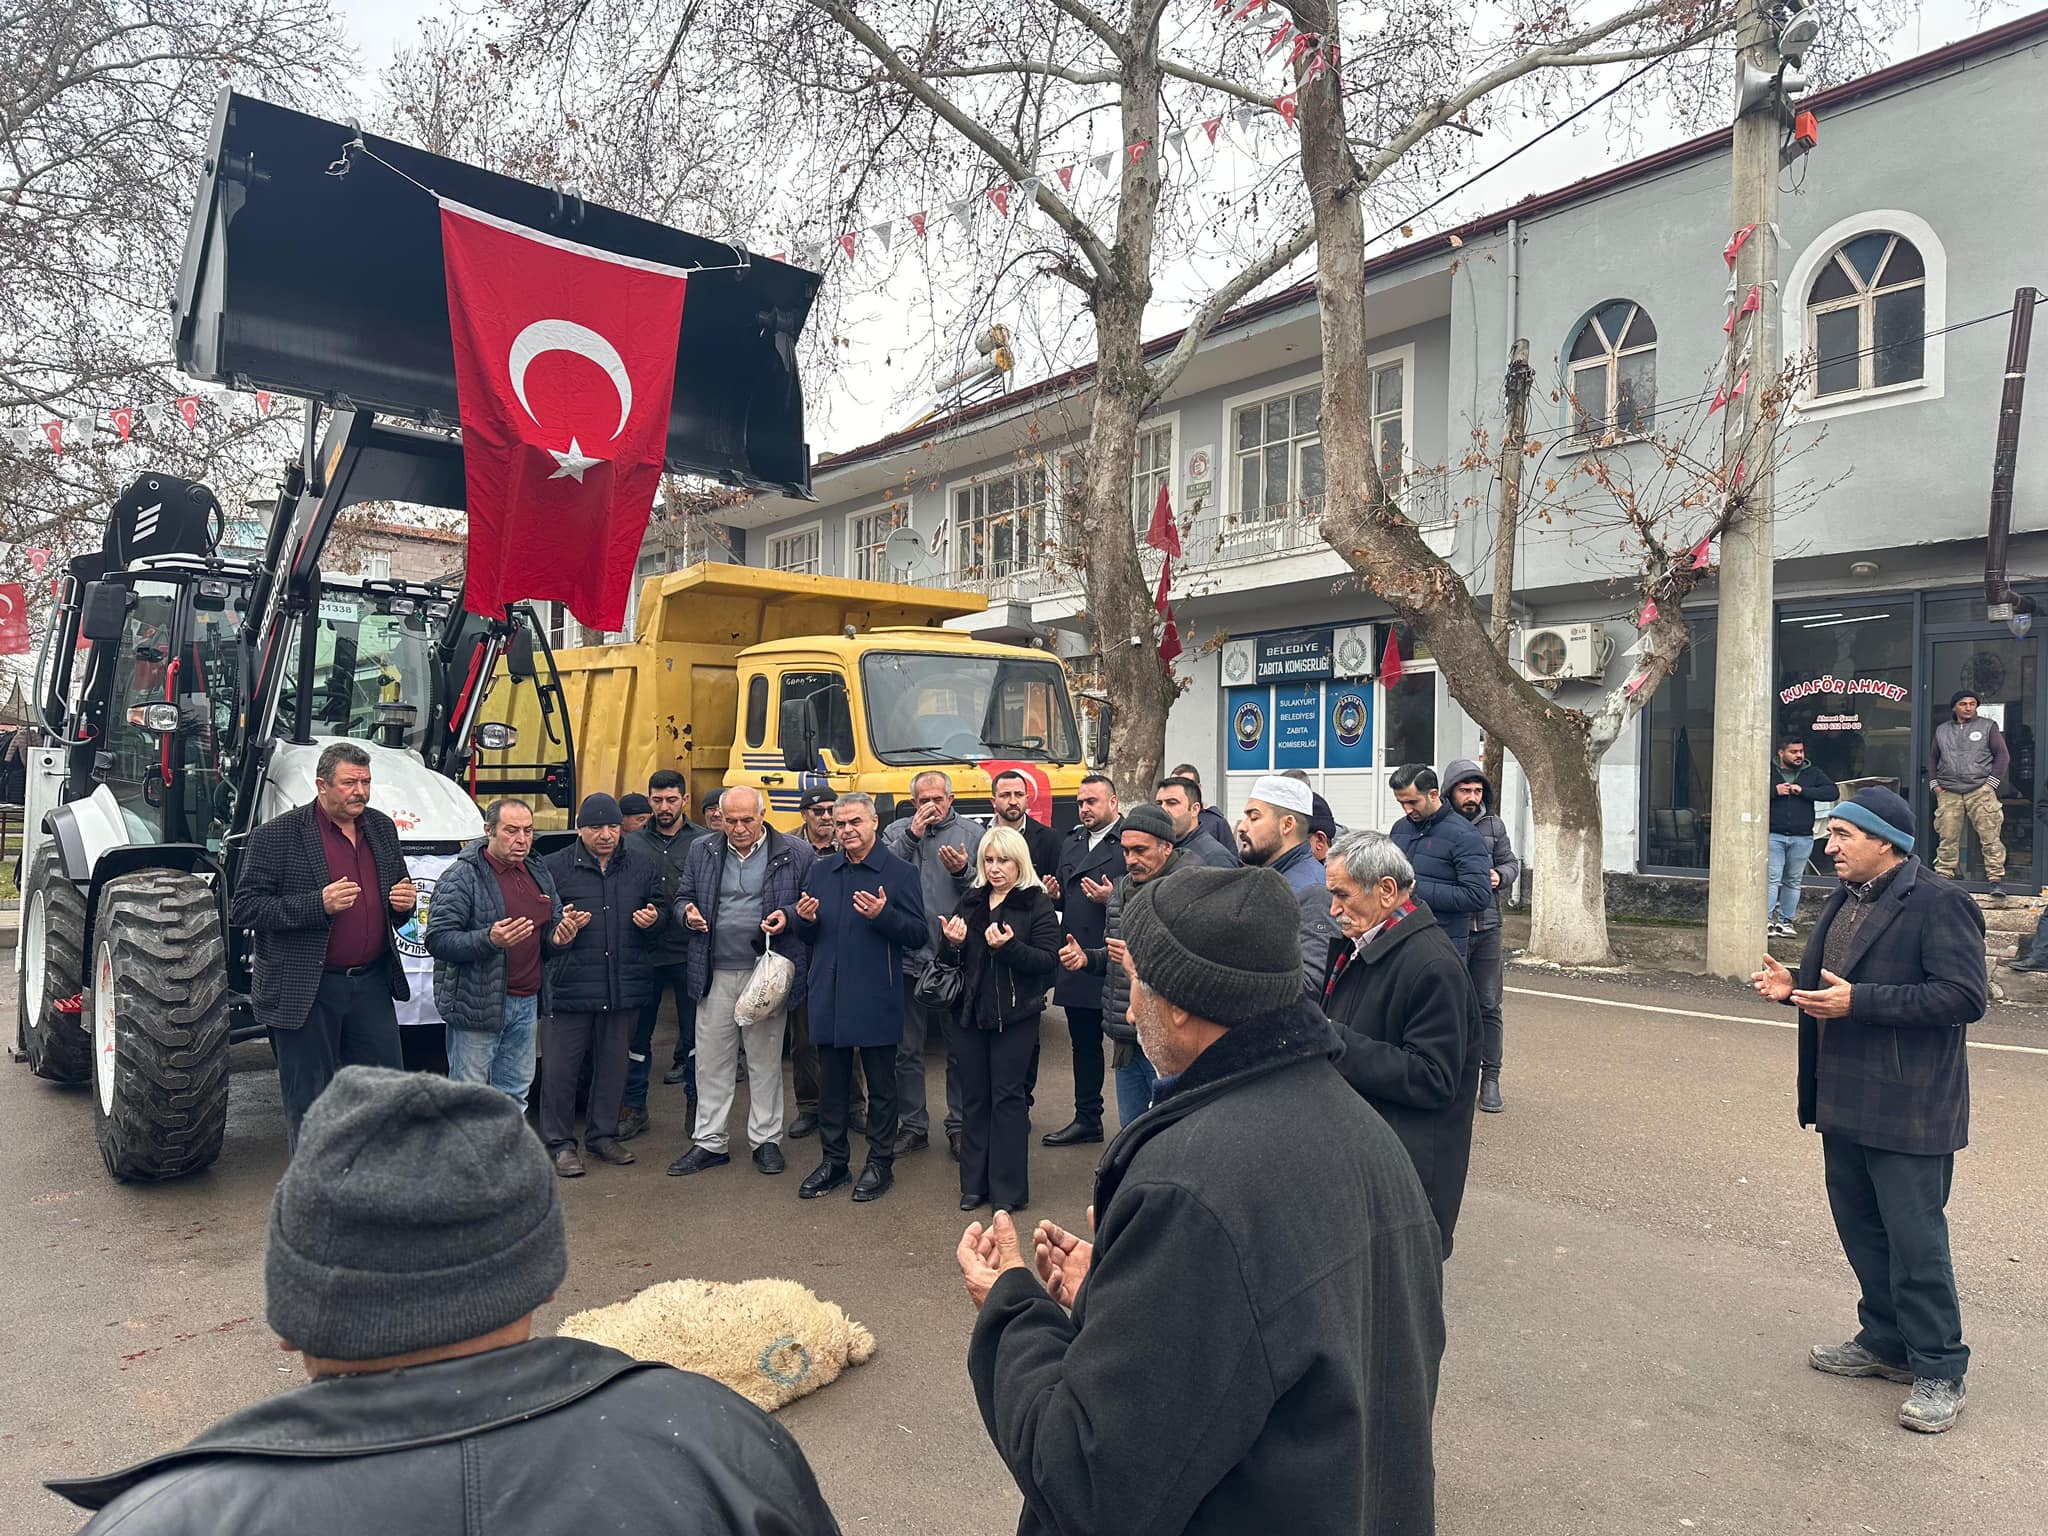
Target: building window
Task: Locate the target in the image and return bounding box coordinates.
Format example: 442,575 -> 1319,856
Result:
1229,360 -> 1403,524
1567,300 -> 1657,441
1807,232 -> 1925,399
952,466 -> 1051,582
769,525 -> 821,574
1232,383 -> 1324,522
848,506 -> 908,582
365,550 -> 392,581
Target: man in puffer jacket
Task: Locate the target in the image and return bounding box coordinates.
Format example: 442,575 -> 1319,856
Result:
1444,759 -> 1521,1114
1388,764 -> 1493,966
426,798 -> 579,1114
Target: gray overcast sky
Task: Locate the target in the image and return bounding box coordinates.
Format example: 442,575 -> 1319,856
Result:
330,0 -> 2012,454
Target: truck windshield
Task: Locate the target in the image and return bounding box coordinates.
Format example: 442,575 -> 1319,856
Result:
279,589 -> 442,753
861,651 -> 1080,765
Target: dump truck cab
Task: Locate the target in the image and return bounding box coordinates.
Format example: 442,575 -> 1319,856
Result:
735,627 -> 1086,829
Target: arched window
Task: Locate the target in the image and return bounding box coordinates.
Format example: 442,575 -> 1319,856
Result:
1567,300 -> 1657,442
1806,232 -> 1924,399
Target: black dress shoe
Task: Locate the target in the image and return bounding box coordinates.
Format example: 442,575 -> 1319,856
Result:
799,1162 -> 850,1199
1042,1119 -> 1104,1147
663,1063 -> 691,1085
788,1112 -> 820,1139
666,1146 -> 730,1176
960,1193 -> 988,1212
753,1142 -> 786,1175
851,1163 -> 894,1202
893,1128 -> 929,1155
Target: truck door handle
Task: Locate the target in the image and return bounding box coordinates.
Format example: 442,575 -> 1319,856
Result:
761,774 -> 786,785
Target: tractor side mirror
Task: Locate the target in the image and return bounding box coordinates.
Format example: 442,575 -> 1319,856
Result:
80,581 -> 130,644
507,626 -> 537,681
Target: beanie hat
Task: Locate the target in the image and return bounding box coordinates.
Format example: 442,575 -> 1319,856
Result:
1949,689 -> 1980,710
1122,866 -> 1304,1026
1830,786 -> 1916,853
1247,774 -> 1314,817
1309,794 -> 1337,843
1121,804 -> 1176,844
267,1067 -> 567,1361
617,792 -> 652,817
577,792 -> 623,827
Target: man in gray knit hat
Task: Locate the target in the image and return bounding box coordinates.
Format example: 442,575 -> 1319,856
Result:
49,1068 -> 840,1534
961,867 -> 1444,1536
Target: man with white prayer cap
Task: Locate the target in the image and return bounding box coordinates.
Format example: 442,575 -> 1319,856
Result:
1235,774 -> 1344,998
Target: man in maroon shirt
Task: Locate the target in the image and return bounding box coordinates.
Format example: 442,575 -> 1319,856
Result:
231,742 -> 419,1152
428,799 -> 580,1110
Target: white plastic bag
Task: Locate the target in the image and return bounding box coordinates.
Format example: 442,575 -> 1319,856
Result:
734,948 -> 795,1026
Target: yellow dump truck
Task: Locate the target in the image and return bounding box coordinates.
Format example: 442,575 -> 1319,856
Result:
477,564 -> 1091,834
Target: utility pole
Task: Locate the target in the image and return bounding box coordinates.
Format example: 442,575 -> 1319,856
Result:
1704,0 -> 1788,977
1484,338 -> 1533,794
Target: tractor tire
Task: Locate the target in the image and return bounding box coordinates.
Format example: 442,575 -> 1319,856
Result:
19,844 -> 90,1083
88,871 -> 230,1181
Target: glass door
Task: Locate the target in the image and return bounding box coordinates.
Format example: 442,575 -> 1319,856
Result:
1924,634 -> 2036,889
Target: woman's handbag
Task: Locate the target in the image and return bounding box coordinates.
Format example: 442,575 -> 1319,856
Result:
912,957 -> 964,1013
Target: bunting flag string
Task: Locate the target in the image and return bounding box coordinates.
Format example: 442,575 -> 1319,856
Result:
787,0 -> 1343,278
4,385 -> 279,457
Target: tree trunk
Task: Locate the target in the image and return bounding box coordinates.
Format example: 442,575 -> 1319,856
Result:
1289,8 -> 1616,964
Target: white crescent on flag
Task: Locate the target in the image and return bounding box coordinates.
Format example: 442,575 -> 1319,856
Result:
508,319 -> 635,441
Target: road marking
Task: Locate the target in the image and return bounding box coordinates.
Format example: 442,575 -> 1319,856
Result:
1505,986 -> 2048,1058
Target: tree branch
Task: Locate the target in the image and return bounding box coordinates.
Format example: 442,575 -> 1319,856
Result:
797,0 -> 1113,280
1147,216 -> 1317,399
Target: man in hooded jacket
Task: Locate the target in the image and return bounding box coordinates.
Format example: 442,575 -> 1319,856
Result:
1444,758 -> 1521,1113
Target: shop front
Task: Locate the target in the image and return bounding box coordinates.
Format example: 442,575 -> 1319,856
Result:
1219,623 -> 1441,831
1642,589 -> 2041,890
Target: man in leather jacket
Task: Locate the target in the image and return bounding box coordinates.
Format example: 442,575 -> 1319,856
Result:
47,1067 -> 840,1534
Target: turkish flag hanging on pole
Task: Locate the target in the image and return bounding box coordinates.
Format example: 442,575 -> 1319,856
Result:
1144,480 -> 1181,557
439,199 -> 690,631
1378,626 -> 1404,689
0,584 -> 28,654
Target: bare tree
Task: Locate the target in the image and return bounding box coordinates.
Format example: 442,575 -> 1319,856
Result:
0,0 -> 346,602
1281,0 -> 1899,961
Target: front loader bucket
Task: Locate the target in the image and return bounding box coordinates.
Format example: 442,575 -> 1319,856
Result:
173,93 -> 819,497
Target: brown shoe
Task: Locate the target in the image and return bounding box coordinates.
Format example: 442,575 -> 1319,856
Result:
586,1140 -> 636,1166
552,1147 -> 586,1178
618,1105 -> 650,1141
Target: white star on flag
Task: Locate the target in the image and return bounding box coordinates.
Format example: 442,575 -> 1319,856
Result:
548,437 -> 606,483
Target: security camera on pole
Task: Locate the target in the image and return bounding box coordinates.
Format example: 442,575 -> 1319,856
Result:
1706,0 -> 1814,977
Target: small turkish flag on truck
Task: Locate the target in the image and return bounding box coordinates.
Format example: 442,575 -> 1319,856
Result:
439,199 -> 690,632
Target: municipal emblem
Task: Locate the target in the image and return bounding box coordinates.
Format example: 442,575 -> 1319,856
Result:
1234,699 -> 1266,751
1223,644 -> 1251,684
1332,692 -> 1367,748
1337,631 -> 1371,676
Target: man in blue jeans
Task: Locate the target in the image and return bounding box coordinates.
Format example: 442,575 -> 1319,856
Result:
427,799 -> 579,1110
1767,735 -> 1837,937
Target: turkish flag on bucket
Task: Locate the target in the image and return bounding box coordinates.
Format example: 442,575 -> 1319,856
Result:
439,199 -> 689,631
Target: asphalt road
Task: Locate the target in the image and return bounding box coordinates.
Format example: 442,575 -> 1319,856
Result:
4,970 -> 2045,1536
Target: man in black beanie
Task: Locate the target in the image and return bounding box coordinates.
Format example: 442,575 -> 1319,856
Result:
47,1068 -> 841,1534
959,867 -> 1444,1536
1753,786 -> 1985,1435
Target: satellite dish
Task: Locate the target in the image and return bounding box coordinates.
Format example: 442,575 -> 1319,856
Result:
882,525 -> 926,582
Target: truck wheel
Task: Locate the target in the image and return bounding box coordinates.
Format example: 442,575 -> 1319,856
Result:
19,844 -> 89,1083
89,872 -> 230,1181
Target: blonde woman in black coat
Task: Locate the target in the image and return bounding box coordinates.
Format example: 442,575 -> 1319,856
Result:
938,825 -> 1061,1214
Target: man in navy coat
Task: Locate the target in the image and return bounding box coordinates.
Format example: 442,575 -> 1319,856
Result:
1753,787 -> 1984,1435
792,791 -> 927,1203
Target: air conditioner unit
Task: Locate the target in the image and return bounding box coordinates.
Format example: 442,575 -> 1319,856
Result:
1516,622 -> 1606,684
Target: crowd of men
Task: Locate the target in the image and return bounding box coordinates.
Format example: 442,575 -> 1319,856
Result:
62,731 -> 1986,1533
